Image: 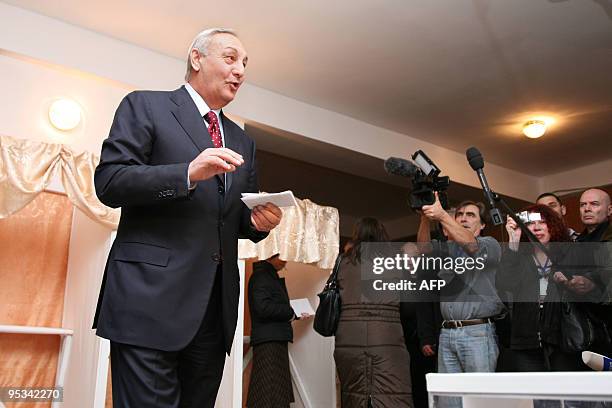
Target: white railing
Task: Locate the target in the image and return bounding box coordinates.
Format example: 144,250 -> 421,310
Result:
427,372 -> 612,407
0,324 -> 74,408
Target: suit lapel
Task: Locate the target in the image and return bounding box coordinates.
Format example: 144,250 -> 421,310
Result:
170,86 -> 214,153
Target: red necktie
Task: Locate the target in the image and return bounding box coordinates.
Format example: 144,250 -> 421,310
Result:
204,111 -> 223,148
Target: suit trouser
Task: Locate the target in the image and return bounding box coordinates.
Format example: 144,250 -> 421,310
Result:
110,267 -> 226,408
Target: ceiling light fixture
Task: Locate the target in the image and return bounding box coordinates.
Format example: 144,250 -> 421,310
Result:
49,98 -> 82,131
522,120 -> 546,139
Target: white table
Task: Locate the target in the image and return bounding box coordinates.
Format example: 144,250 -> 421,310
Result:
427,372 -> 612,407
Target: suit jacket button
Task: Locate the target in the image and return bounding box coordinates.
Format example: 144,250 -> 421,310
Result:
218,186 -> 225,195
211,254 -> 222,263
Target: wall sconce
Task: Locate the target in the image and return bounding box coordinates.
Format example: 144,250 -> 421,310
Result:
522,120 -> 546,139
49,99 -> 82,131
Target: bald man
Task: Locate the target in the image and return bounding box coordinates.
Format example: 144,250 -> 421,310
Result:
578,188 -> 612,241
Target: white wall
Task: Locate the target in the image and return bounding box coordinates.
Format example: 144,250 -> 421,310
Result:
539,158 -> 612,193
0,51 -> 130,154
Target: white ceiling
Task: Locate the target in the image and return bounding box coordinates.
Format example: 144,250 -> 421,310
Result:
5,0 -> 612,176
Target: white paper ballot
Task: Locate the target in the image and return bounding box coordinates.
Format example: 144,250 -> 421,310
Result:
240,190 -> 298,209
290,298 -> 315,317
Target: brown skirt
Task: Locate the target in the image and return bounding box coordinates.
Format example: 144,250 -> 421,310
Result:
247,341 -> 295,408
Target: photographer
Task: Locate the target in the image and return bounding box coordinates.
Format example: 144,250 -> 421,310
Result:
497,205 -> 574,372
417,193 -> 504,408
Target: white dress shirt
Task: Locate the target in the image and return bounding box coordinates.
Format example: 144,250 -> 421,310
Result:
184,83 -> 227,187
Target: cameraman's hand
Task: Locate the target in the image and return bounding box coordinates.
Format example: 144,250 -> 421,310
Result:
421,192 -> 447,222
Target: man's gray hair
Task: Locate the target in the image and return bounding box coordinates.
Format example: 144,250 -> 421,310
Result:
185,28 -> 237,82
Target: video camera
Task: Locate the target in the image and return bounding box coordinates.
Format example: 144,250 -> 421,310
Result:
409,150 -> 450,210
384,150 -> 450,210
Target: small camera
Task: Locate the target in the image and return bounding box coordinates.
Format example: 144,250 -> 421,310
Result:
516,211 -> 542,223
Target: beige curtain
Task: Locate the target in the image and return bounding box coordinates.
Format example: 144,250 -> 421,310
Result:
0,192 -> 74,408
238,198 -> 339,269
1,135 -> 340,265
0,134 -> 119,229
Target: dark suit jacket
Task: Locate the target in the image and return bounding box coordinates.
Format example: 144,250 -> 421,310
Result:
93,86 -> 267,352
248,261 -> 295,346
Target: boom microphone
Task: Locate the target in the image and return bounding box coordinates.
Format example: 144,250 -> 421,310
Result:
384,157 -> 419,178
582,351 -> 612,371
465,147 -> 503,225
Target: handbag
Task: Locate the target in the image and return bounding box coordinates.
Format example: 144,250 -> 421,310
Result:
313,254 -> 343,337
558,280 -> 612,353
559,298 -> 595,353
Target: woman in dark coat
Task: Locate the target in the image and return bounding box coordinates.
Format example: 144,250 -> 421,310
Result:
334,218 -> 413,407
247,254 -> 309,408
498,204 -> 604,372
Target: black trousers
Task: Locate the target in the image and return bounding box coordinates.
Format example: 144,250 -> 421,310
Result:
405,337 -> 436,408
110,268 -> 226,408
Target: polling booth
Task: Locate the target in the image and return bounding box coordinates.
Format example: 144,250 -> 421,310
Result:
0,134 -> 119,408
0,133 -> 339,407
238,198 -> 340,408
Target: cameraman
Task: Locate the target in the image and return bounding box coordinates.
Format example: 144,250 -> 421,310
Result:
417,193 -> 504,408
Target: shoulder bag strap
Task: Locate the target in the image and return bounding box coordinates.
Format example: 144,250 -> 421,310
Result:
326,254 -> 343,286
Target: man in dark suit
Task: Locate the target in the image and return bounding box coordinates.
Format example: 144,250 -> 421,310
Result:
93,28 -> 282,408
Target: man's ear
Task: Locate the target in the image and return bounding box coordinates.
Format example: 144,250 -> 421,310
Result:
480,223 -> 486,231
561,205 -> 567,216
190,49 -> 201,72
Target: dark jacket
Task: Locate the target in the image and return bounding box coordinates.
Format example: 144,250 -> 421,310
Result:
415,301 -> 443,350
248,260 -> 295,346
577,221 -> 611,302
577,221 -> 611,243
412,254 -> 443,350
497,247 -> 552,349
93,87 -> 267,352
497,244 -> 605,349
577,220 -> 612,336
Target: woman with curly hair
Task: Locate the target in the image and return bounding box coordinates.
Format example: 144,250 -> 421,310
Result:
498,204 -> 602,373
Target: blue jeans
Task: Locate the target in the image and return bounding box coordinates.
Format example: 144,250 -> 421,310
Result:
436,323 -> 499,408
